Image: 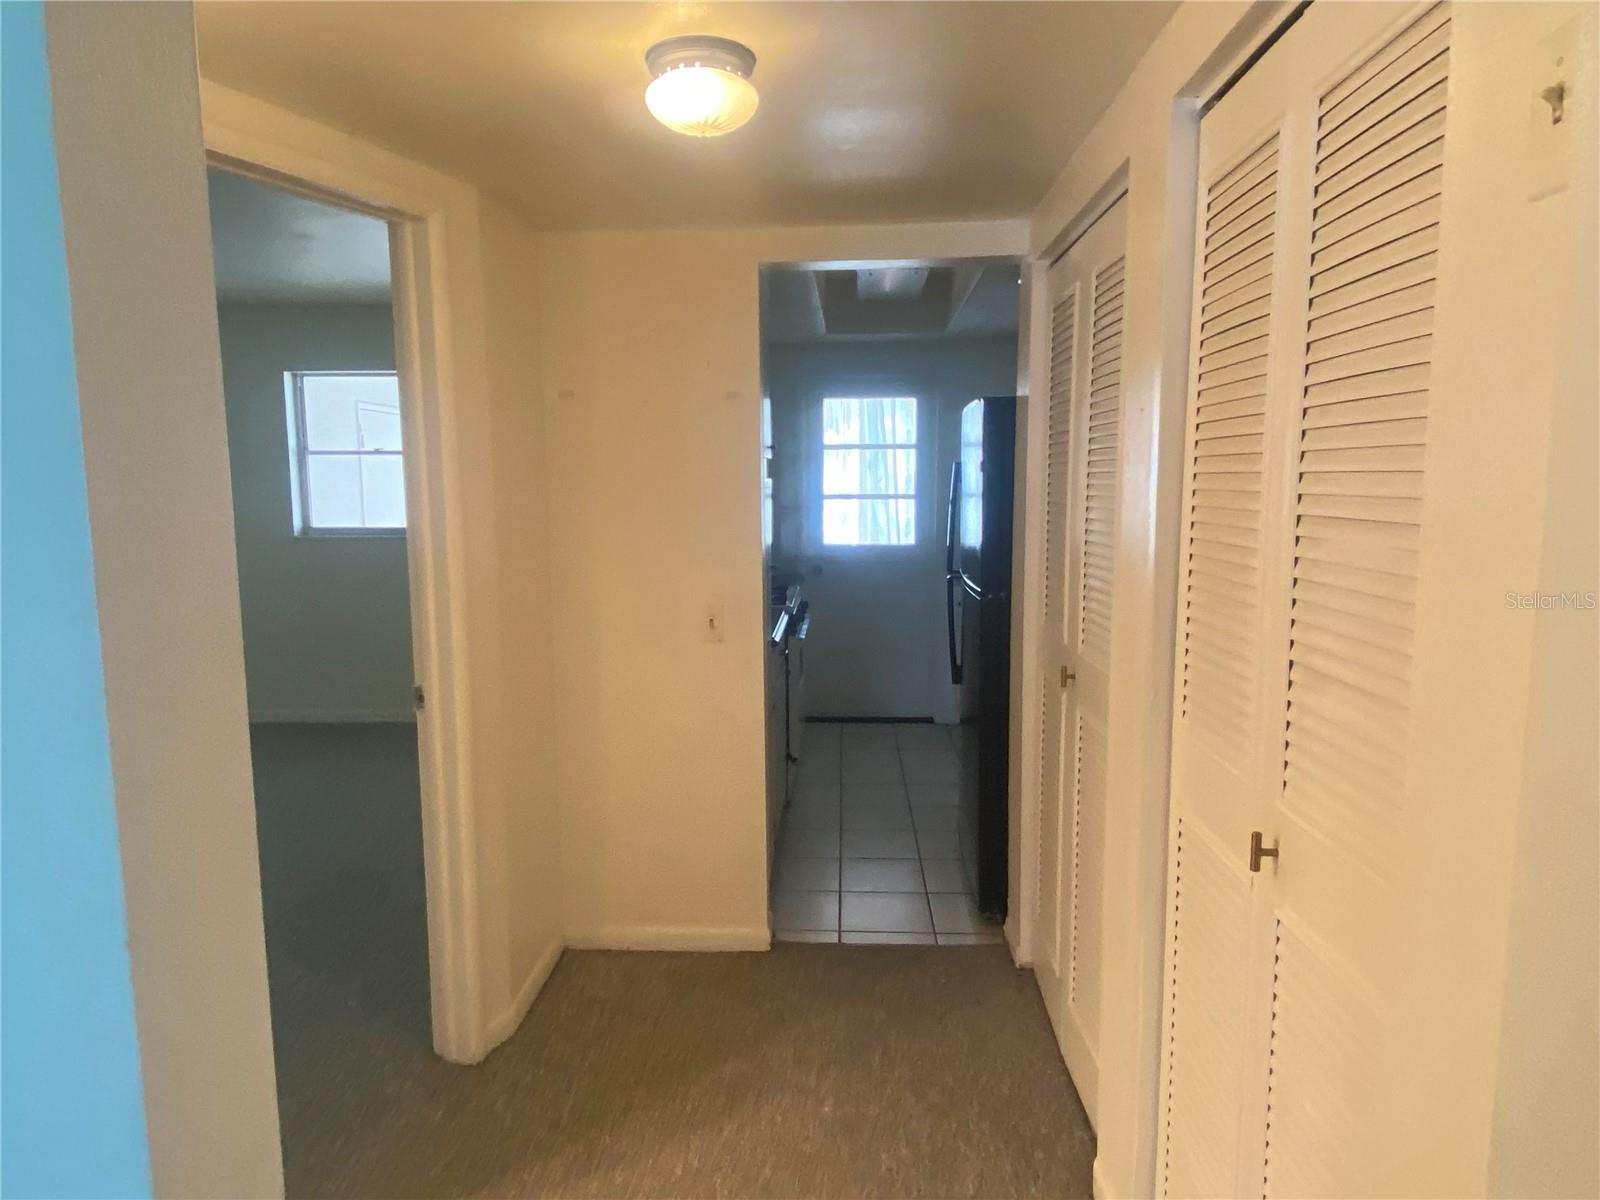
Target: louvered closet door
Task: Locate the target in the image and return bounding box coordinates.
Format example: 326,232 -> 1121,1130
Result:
1034,196 -> 1128,1123
1162,4 -> 1456,1196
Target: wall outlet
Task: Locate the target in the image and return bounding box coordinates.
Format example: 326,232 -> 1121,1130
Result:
702,601 -> 725,643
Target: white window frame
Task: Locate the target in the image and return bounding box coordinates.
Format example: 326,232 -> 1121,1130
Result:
285,369 -> 406,538
819,394 -> 920,550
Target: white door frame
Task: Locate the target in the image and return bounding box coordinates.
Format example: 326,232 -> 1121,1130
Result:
201,83 -> 487,1064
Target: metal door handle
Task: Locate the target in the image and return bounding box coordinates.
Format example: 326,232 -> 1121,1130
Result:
1060,665 -> 1076,687
1249,831 -> 1279,873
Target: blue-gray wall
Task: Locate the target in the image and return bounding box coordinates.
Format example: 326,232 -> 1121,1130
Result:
0,3 -> 153,1194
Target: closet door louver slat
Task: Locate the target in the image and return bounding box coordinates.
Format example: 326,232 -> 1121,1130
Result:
1182,135 -> 1276,758
1283,2 -> 1447,875
1161,129 -> 1280,1199
1162,820 -> 1254,1199
1036,288 -> 1077,973
1263,6 -> 1451,1196
1079,258 -> 1124,667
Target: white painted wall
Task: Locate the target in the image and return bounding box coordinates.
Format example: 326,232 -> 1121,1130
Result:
765,335 -> 1018,720
477,196 -> 566,1031
534,220 -> 1026,949
217,302 -> 415,722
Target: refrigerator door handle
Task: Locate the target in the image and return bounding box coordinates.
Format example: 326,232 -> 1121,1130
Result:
946,571 -> 964,686
946,462 -> 964,685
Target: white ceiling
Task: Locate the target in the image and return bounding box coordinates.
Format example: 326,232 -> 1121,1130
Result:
194,1 -> 1177,231
762,260 -> 1020,343
207,169 -> 392,303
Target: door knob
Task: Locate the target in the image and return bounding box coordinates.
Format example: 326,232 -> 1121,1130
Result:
1249,830 -> 1279,873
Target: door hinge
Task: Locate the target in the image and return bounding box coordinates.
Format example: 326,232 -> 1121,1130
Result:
1060,664 -> 1076,687
413,684 -> 425,711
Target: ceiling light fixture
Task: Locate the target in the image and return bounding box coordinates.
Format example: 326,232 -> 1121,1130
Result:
644,35 -> 759,138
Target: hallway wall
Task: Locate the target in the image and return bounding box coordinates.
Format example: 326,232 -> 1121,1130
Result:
43,4 -> 285,1193
535,220 -> 1027,949
0,5 -> 153,1192
765,335 -> 1018,720
217,302 -> 414,721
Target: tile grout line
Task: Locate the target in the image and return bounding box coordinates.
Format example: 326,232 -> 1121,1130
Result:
836,722 -> 844,936
895,723 -> 941,941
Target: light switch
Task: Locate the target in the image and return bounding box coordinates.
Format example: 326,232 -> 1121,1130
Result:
1526,16 -> 1580,202
703,601 -> 725,643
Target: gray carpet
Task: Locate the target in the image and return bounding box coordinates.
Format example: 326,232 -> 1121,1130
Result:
251,725 -> 1095,1199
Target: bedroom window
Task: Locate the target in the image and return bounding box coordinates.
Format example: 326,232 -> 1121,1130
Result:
286,371 -> 406,535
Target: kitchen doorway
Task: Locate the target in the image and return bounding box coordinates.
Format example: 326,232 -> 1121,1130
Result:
759,259 -> 1022,944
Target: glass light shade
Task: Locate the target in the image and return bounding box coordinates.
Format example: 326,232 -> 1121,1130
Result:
645,66 -> 759,137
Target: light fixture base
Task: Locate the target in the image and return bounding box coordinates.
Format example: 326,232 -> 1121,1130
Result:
644,35 -> 757,80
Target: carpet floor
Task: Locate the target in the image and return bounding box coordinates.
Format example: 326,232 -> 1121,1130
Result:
251,725 -> 1095,1199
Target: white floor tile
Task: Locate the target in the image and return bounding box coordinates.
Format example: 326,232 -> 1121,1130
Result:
919,858 -> 970,894
842,758 -> 903,786
929,892 -> 993,935
915,830 -> 961,858
772,890 -> 839,932
841,783 -> 906,807
777,929 -> 839,943
778,828 -> 839,859
912,806 -> 960,833
907,783 -> 961,808
784,801 -> 841,832
842,803 -> 913,832
792,776 -> 841,803
902,752 -> 960,782
842,829 -> 918,859
772,857 -> 840,892
842,858 -> 925,892
935,931 -> 1003,945
841,892 -> 934,934
842,931 -> 937,945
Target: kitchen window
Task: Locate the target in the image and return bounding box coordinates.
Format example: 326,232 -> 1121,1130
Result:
821,395 -> 917,546
286,370 -> 406,535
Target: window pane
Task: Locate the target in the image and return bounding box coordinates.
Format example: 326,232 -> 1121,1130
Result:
306,454 -> 363,527
822,396 -> 916,445
301,386 -> 359,451
822,498 -> 915,546
357,398 -> 402,452
823,448 -> 915,496
301,374 -> 402,451
361,455 -> 406,527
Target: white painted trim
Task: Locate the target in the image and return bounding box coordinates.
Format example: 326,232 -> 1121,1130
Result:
1092,1158 -> 1116,1200
248,709 -> 416,725
484,939 -> 564,1049
201,81 -> 490,1065
567,926 -> 773,952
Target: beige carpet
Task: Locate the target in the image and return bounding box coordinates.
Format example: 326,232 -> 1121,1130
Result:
252,726 -> 1095,1199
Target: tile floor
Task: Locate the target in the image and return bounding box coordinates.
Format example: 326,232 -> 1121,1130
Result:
771,721 -> 1004,945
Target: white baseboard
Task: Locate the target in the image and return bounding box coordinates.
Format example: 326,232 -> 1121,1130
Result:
249,708 -> 416,724
482,938 -> 563,1052
565,925 -> 772,952
1092,1158 -> 1114,1200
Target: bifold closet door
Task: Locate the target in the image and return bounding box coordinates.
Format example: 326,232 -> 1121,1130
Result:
1162,3 -> 1467,1196
1035,196 -> 1128,1121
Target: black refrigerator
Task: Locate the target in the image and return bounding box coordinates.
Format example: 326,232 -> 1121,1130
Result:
944,396 -> 1016,919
